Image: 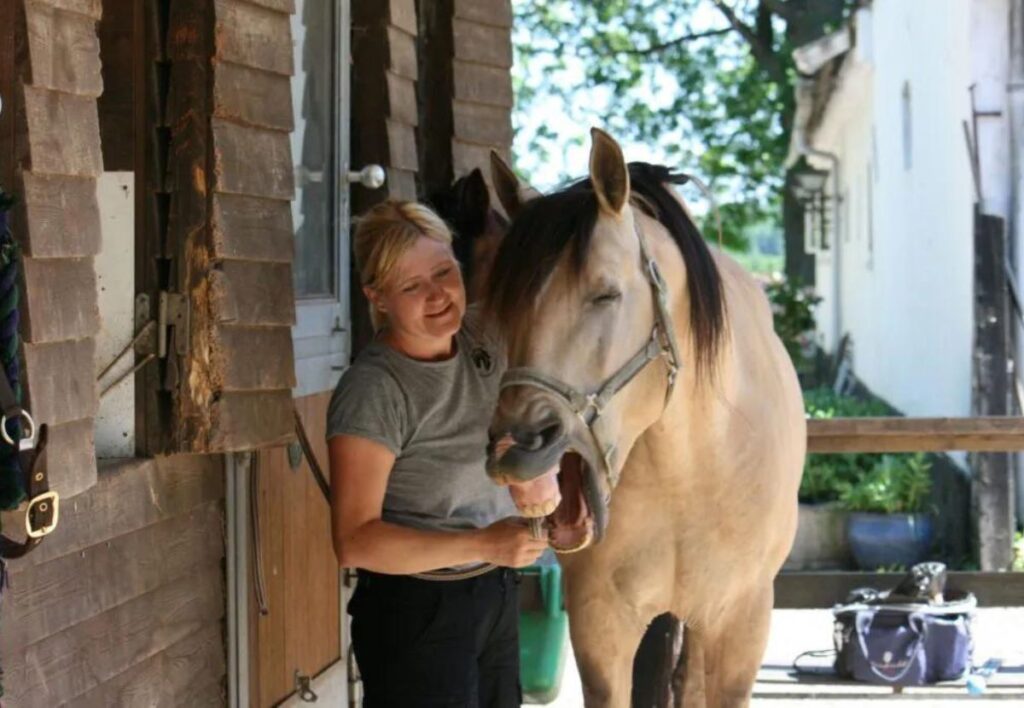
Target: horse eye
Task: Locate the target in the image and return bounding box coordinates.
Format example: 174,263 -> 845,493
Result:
590,290 -> 621,306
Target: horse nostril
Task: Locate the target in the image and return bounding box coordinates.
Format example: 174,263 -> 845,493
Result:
512,421 -> 563,452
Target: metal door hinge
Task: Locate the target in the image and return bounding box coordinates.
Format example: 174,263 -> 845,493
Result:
134,292 -> 189,359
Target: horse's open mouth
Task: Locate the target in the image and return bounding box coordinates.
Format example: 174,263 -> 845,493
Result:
493,447 -> 599,553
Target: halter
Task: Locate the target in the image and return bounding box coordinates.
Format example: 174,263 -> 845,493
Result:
499,221 -> 682,490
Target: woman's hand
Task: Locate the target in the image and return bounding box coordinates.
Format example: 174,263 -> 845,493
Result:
477,518 -> 549,568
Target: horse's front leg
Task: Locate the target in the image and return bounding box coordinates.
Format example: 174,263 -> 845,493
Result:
701,584 -> 774,707
565,590 -> 646,707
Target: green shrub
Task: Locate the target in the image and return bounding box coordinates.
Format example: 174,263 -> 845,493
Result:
800,388 -> 892,504
838,453 -> 933,514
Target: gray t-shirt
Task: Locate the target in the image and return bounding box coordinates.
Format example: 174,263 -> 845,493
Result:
326,307 -> 516,534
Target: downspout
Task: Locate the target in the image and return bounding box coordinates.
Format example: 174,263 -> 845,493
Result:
1008,0 -> 1024,525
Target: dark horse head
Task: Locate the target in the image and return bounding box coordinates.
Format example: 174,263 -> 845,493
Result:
427,168 -> 508,303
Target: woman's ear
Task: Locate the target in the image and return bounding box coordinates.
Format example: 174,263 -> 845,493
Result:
363,285 -> 386,313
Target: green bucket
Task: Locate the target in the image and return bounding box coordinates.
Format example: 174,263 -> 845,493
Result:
518,552 -> 568,704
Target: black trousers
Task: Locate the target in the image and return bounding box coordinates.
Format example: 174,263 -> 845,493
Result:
349,567 -> 522,708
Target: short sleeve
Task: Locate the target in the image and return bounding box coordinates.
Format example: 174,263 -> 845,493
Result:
326,364 -> 407,454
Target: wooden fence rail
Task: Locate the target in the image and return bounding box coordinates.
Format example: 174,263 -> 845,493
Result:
807,416 -> 1024,453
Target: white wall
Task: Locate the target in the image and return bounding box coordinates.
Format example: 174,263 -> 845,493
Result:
811,0 -> 977,424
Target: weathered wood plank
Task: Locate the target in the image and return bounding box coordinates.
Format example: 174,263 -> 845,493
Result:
239,0 -> 294,12
213,60 -> 293,131
387,71 -> 417,126
387,25 -> 417,80
211,192 -> 293,262
16,172 -> 102,257
67,624 -> 226,708
0,500 -> 224,648
23,2 -> 104,96
452,59 -> 513,108
20,85 -> 104,176
213,324 -> 296,390
806,416 -> 1024,452
23,338 -> 97,425
972,209 -> 1014,571
2,566 -> 224,708
453,100 -> 512,147
97,0 -> 134,170
453,18 -> 512,68
208,389 -> 295,451
388,0 -> 417,36
775,571 -> 1024,609
0,454 -> 223,566
213,0 -> 293,76
452,139 -> 495,177
32,0 -> 103,21
453,0 -> 512,28
387,119 -> 418,171
210,260 -> 296,326
212,118 -> 294,200
37,416 -> 97,499
20,257 -> 100,343
386,167 -> 418,200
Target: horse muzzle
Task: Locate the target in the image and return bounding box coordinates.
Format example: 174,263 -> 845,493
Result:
487,426 -> 609,551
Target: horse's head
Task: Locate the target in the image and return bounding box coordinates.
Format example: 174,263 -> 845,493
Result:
427,168 -> 507,302
485,129 -> 725,552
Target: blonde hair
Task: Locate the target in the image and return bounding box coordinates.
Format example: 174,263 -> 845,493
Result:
353,200 -> 454,331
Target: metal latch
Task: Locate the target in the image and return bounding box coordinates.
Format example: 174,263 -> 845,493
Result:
294,670 -> 318,702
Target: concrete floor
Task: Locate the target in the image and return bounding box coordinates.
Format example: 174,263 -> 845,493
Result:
537,609 -> 1024,706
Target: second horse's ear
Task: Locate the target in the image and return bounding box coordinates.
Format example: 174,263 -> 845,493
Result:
589,127 -> 630,215
458,168 -> 490,237
490,151 -> 540,219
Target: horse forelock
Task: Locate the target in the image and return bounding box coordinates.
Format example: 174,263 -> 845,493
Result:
485,163 -> 726,378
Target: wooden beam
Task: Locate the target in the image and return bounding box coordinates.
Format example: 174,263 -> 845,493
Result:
807,416 -> 1024,452
775,571 -> 1024,609
972,209 -> 1015,571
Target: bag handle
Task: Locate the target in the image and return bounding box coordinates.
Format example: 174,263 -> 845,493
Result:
855,611 -> 928,684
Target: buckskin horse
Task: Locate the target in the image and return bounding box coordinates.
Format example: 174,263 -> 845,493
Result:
485,129 -> 805,706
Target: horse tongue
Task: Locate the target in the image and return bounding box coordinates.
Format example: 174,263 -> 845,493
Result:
508,467 -> 561,517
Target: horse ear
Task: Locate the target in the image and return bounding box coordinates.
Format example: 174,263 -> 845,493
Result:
490,151 -> 539,219
458,168 -> 490,234
589,127 -> 630,215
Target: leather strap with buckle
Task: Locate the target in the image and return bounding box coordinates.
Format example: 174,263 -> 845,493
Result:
0,360 -> 55,559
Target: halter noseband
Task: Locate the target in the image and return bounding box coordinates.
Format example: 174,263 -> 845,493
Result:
499,221 -> 682,490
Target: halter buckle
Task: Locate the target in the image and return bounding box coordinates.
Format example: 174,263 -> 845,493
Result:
25,490 -> 59,539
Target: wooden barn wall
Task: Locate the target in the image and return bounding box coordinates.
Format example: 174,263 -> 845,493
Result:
417,0 -> 513,199
6,0 -> 105,500
350,0 -> 421,352
0,456 -> 227,707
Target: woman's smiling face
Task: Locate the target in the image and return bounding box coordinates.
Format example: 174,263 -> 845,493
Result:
370,236 -> 466,344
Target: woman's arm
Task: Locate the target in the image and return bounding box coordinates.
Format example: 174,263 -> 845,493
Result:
329,434 -> 546,573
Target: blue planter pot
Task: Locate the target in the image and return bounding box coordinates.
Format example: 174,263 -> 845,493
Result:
846,513 -> 934,570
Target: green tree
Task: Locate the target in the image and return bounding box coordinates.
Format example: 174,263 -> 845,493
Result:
514,0 -> 854,275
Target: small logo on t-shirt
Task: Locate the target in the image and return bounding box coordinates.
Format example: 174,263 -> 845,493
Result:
471,347 -> 495,375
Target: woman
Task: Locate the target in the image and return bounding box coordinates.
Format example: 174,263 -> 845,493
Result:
327,200 -> 547,707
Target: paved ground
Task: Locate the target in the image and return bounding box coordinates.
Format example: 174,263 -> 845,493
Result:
536,609 -> 1024,706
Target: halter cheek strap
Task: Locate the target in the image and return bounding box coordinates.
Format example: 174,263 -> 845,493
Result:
499,222 -> 682,490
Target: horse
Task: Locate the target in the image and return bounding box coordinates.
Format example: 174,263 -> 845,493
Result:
484,129 -> 806,707
426,168 -> 507,303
